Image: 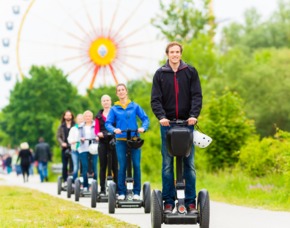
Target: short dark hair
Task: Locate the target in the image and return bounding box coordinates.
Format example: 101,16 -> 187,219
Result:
165,41 -> 183,54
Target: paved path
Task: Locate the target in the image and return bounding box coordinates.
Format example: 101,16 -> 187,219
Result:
1,173 -> 290,228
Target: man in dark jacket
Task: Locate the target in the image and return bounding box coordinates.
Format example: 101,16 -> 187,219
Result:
35,137 -> 52,182
151,41 -> 202,214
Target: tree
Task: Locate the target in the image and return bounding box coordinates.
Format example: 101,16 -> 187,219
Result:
220,0 -> 290,51
2,65 -> 85,148
201,89 -> 256,170
152,0 -> 214,43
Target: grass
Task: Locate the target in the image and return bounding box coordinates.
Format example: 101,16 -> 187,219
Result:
196,170 -> 290,211
0,186 -> 138,228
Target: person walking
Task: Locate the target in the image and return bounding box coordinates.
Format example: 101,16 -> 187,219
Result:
95,94 -> 118,196
17,142 -> 33,182
105,83 -> 149,200
151,41 -> 202,214
34,137 -> 52,182
67,113 -> 84,182
78,110 -> 98,192
57,110 -> 75,184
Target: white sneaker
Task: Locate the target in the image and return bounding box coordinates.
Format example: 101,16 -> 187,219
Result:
133,194 -> 140,200
118,195 -> 125,200
83,187 -> 88,192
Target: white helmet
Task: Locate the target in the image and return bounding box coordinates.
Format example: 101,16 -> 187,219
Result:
193,130 -> 212,148
88,143 -> 99,155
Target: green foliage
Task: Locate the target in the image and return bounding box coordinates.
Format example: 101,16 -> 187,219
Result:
201,89 -> 255,170
238,129 -> 290,182
152,0 -> 214,42
220,0 -> 290,51
2,66 -> 84,148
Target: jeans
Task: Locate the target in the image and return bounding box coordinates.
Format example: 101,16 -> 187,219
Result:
116,140 -> 141,196
38,161 -> 48,182
79,152 -> 98,188
160,125 -> 196,207
71,150 -> 79,181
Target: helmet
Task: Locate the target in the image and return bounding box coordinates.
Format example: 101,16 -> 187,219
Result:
193,130 -> 212,148
127,137 -> 144,149
88,143 -> 99,155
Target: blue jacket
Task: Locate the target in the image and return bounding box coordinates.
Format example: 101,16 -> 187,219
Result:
105,101 -> 149,139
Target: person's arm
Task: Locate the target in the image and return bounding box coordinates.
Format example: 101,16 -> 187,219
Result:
105,109 -> 116,133
56,125 -> 64,145
189,66 -> 202,118
137,105 -> 150,132
94,118 -> 101,135
151,70 -> 167,120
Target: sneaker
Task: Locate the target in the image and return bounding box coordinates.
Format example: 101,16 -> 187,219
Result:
187,204 -> 198,214
83,187 -> 88,192
133,194 -> 140,200
100,191 -> 106,196
118,194 -> 125,200
164,204 -> 173,214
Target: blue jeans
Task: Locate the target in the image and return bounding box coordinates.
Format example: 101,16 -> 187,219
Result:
116,140 -> 141,196
160,125 -> 196,207
79,152 -> 98,188
71,150 -> 79,181
38,161 -> 48,182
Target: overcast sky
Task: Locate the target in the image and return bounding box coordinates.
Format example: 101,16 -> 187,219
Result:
0,0 -> 279,110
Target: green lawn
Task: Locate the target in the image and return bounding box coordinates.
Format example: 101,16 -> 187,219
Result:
0,186 -> 137,228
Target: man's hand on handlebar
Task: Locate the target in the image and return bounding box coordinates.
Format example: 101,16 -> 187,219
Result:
159,118 -> 170,126
113,128 -> 122,134
138,127 -> 145,133
187,117 -> 197,125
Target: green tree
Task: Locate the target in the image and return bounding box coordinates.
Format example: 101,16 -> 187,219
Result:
2,66 -> 84,148
220,0 -> 290,51
201,89 -> 256,170
152,0 -> 214,43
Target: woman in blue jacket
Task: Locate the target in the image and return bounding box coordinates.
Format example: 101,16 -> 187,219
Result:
105,83 -> 149,200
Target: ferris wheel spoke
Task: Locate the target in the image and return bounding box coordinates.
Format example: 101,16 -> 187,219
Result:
99,0 -> 104,36
81,0 -> 98,38
108,64 -> 118,85
89,65 -> 100,89
111,0 -> 146,39
113,63 -> 129,81
77,63 -> 95,85
116,22 -> 149,44
107,0 -> 121,38
56,0 -> 94,41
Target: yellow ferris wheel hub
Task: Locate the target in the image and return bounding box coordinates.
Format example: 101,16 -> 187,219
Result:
89,38 -> 117,66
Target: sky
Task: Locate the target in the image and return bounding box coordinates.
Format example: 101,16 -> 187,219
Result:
0,0 -> 279,110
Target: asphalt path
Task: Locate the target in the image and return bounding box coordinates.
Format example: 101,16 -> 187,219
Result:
1,173 -> 290,228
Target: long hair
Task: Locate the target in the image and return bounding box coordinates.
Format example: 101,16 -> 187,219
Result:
61,110 -> 75,124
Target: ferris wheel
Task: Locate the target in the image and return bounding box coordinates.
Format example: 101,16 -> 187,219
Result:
0,0 -> 165,104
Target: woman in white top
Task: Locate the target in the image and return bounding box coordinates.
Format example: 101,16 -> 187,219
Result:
67,114 -> 84,182
78,110 -> 98,191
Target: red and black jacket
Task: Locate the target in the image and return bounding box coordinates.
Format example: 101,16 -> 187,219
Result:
151,60 -> 202,121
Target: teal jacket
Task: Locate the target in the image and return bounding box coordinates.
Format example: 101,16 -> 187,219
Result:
105,101 -> 149,139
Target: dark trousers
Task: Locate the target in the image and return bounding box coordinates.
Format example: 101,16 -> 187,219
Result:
99,142 -> 118,192
21,164 -> 30,181
61,149 -> 73,182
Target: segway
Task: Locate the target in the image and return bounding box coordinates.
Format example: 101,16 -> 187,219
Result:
108,129 -> 151,214
91,133 -> 115,207
151,120 -> 210,228
74,139 -> 98,204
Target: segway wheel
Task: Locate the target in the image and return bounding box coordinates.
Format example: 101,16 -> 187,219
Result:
151,190 -> 163,228
91,180 -> 98,208
108,182 -> 116,214
67,177 -> 73,198
197,189 -> 210,228
143,182 -> 151,213
57,176 -> 62,195
75,178 -> 80,202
